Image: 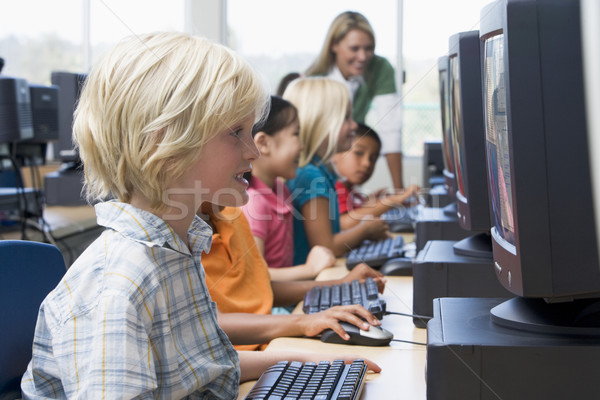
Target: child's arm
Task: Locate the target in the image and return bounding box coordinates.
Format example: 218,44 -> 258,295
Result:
238,350 -> 382,383
267,245 -> 336,281
340,185 -> 420,229
302,197 -> 390,257
218,304 -> 380,346
270,263 -> 385,307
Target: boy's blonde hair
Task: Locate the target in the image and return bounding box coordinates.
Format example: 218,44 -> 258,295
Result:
73,32 -> 269,209
305,11 -> 376,77
282,77 -> 351,166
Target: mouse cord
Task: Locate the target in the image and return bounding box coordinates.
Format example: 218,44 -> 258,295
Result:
391,338 -> 427,346
385,311 -> 432,320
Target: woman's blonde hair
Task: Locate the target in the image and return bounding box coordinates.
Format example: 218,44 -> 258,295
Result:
282,77 -> 350,166
73,32 -> 269,209
305,11 -> 376,77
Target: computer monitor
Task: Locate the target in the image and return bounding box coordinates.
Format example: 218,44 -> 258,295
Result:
13,84 -> 60,167
481,0 -> 600,335
50,71 -> 87,165
447,30 -> 492,258
438,55 -> 456,199
0,77 -> 33,144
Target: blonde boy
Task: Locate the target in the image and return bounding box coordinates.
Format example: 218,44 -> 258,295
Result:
21,32 -> 378,399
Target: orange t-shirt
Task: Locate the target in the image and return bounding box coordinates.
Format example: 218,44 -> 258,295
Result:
202,206 -> 274,351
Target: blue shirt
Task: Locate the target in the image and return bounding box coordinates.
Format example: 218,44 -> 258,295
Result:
21,201 -> 240,399
286,156 -> 341,265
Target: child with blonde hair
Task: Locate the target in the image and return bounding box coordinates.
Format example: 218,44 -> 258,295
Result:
21,32 -> 379,398
284,77 -> 390,265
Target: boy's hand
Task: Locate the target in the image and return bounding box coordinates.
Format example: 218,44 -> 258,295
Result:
305,245 -> 336,277
383,184 -> 422,207
358,217 -> 391,241
298,305 -> 381,338
344,263 -> 386,293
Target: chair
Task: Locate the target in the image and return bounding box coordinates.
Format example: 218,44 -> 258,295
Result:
0,240 -> 66,397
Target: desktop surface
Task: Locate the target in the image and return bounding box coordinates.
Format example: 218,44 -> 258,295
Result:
238,263 -> 427,399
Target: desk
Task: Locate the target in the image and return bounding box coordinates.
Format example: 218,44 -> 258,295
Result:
1,204 -> 102,267
238,261 -> 428,399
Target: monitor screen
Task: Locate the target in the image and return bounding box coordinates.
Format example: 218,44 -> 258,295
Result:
480,0 -> 600,334
448,31 -> 491,237
483,34 -> 514,248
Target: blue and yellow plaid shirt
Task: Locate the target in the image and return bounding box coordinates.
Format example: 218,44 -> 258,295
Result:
22,201 -> 240,399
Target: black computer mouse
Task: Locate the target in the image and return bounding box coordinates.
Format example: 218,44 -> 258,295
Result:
380,257 -> 414,276
320,321 -> 393,346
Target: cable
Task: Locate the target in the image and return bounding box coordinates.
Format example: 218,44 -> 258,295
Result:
385,310 -> 432,321
391,338 -> 427,346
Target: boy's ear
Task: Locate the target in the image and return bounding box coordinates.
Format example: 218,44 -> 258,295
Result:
253,131 -> 271,155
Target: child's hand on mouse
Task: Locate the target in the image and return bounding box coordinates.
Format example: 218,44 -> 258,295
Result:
298,305 -> 380,338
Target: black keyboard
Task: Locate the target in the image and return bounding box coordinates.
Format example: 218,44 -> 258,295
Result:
303,278 -> 386,319
245,359 -> 367,400
380,206 -> 418,232
345,235 -> 405,270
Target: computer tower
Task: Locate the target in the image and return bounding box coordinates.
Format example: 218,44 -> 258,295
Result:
423,140 -> 444,188
421,185 -> 454,208
414,207 -> 470,251
0,77 -> 33,143
412,240 -> 512,328
427,297 -> 600,399
44,169 -> 86,206
28,84 -> 59,142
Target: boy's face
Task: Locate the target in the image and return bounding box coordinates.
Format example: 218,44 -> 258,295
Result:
179,113 -> 260,209
333,135 -> 381,186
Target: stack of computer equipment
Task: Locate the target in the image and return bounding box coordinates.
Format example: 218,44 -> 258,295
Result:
427,0 -> 600,398
411,30 -> 512,328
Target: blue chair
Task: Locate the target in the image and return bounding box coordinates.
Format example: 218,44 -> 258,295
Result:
0,240 -> 66,397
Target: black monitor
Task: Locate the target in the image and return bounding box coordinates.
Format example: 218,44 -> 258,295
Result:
447,31 -> 492,259
0,77 -> 33,145
13,84 -> 60,167
50,71 -> 87,165
481,0 -> 600,335
438,55 -> 456,199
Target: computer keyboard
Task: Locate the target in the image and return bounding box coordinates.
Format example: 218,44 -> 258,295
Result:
303,278 -> 386,319
345,235 -> 406,270
380,206 -> 419,232
245,359 -> 367,400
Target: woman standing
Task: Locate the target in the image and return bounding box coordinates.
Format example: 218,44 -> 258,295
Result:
306,11 -> 404,190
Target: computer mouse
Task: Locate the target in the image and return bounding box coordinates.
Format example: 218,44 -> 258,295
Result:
320,321 -> 393,346
380,257 -> 414,276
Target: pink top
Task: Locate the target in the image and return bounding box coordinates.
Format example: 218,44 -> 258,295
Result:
243,177 -> 294,268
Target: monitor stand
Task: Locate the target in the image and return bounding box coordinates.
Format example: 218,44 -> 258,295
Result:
427,297 -> 600,399
414,206 -> 470,251
442,201 -> 457,217
452,231 -> 493,260
412,240 -> 512,328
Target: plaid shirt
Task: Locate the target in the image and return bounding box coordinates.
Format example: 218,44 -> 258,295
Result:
21,201 -> 240,399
